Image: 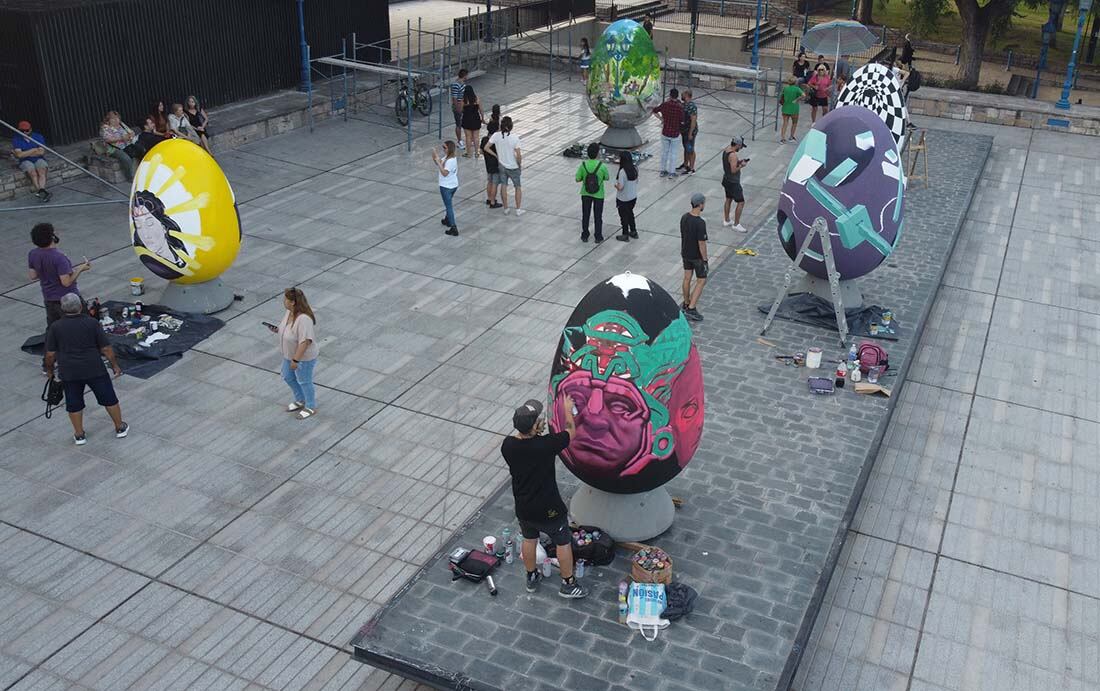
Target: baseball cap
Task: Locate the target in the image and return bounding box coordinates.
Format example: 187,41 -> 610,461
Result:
730,135 -> 746,148
512,399 -> 544,432
690,192 -> 706,207
16,120 -> 31,132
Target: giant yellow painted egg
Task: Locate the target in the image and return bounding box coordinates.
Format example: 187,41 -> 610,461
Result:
129,138 -> 241,283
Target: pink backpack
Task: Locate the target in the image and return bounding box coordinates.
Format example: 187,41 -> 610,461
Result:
858,342 -> 889,375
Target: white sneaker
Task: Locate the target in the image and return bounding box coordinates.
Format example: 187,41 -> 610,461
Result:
723,219 -> 733,227
733,224 -> 748,233
457,140 -> 466,149
515,208 -> 525,217
504,208 -> 510,215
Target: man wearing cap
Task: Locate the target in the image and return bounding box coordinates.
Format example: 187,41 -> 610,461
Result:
45,293 -> 128,446
500,395 -> 588,599
10,120 -> 51,202
721,136 -> 749,232
681,193 -> 709,322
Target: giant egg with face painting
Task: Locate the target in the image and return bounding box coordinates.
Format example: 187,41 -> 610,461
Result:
777,105 -> 905,280
548,272 -> 704,494
129,138 -> 241,283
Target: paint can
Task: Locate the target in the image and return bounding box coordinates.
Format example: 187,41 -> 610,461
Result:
130,278 -> 145,296
806,347 -> 823,369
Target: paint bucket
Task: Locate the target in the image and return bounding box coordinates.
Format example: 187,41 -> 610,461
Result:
806,347 -> 823,369
130,278 -> 145,296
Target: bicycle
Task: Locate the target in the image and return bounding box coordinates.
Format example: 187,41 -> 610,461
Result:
395,78 -> 432,125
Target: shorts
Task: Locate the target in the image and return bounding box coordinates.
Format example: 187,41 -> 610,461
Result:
499,166 -> 521,187
723,181 -> 745,203
19,159 -> 47,173
682,258 -> 709,279
681,132 -> 697,153
809,95 -> 829,107
486,170 -> 501,185
452,109 -> 463,129
518,515 -> 571,546
63,375 -> 118,413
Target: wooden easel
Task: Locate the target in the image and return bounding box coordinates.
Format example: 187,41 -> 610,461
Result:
906,129 -> 929,188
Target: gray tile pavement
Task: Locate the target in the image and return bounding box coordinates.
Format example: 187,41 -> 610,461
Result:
802,124 -> 1100,691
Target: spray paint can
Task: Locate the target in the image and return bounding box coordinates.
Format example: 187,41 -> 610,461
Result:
502,528 -> 514,564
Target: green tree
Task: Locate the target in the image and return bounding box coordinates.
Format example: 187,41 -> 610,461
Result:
910,0 -> 1020,87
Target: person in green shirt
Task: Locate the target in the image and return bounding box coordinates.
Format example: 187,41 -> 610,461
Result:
779,75 -> 805,144
575,142 -> 610,243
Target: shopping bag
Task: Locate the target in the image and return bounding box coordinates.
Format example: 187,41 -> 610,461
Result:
626,582 -> 669,642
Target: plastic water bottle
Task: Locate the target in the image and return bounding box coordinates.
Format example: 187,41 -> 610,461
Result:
541,557 -> 552,578
848,342 -> 858,362
502,528 -> 514,564
575,560 -> 586,578
851,360 -> 862,383
619,599 -> 629,624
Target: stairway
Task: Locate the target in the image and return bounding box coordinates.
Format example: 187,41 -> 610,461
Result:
597,0 -> 672,22
740,21 -> 785,52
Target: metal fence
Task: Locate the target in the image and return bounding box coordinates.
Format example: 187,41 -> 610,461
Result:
453,0 -> 595,43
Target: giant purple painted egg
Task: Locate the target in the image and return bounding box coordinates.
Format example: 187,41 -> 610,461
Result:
777,105 -> 905,280
548,273 -> 704,494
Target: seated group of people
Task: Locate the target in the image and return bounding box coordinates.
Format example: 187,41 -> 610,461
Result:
98,96 -> 212,180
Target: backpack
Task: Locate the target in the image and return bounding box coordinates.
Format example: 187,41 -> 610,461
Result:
540,524 -> 615,566
583,161 -> 603,194
858,341 -> 889,375
448,547 -> 499,583
906,69 -> 922,92
41,376 -> 64,419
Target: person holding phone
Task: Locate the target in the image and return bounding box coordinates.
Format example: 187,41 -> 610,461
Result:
28,222 -> 90,373
266,287 -> 318,419
721,136 -> 749,232
433,140 -> 460,236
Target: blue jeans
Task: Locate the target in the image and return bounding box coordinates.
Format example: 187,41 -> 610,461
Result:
440,185 -> 457,227
281,358 -> 316,409
660,135 -> 679,174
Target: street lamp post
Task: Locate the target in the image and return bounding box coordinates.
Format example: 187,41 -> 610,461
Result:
1057,0 -> 1093,109
752,0 -> 763,66
297,0 -> 310,93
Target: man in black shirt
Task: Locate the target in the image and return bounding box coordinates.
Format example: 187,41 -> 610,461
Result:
45,293 -> 128,445
680,192 -> 709,322
500,396 -> 587,598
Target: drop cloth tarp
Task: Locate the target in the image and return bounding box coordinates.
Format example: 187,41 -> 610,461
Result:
21,301 -> 225,379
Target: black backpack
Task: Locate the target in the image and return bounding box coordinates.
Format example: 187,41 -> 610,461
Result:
583,161 -> 603,194
906,69 -> 922,92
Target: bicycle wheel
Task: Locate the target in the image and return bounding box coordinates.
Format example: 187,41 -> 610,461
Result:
415,84 -> 432,116
395,91 -> 409,126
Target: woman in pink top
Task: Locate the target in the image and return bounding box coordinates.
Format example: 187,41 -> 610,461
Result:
807,65 -> 832,123
266,287 -> 319,419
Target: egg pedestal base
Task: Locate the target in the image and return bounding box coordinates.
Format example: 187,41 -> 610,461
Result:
796,273 -> 864,310
160,278 -> 234,314
600,125 -> 644,150
569,483 -> 674,542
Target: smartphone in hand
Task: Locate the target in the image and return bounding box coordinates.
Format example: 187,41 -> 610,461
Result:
262,321 -> 278,333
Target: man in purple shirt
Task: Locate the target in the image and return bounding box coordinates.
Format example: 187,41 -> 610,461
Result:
28,223 -> 90,371
651,89 -> 685,178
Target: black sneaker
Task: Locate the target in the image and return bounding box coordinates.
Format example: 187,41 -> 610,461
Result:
115,423 -> 129,439
559,578 -> 589,599
525,570 -> 542,593
630,232 -> 639,239
74,433 -> 87,446
489,202 -> 503,209
441,217 -> 450,226
41,189 -> 52,202
445,226 -> 459,236
580,234 -> 589,243
616,234 -> 630,242
684,307 -> 704,322
595,236 -> 605,244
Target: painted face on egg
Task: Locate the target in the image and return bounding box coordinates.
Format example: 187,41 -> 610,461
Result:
128,138 -> 241,284
549,273 -> 705,494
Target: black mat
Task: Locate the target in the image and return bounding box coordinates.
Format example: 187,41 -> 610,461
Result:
21,301 -> 225,379
758,292 -> 901,341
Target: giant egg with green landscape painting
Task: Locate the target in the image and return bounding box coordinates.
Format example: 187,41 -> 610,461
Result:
586,19 -> 662,129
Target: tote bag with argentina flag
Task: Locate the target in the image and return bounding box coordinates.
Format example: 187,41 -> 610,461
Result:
626,582 -> 670,641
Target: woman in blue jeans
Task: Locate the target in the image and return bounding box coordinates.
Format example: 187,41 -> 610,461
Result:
268,287 -> 319,419
433,140 -> 460,236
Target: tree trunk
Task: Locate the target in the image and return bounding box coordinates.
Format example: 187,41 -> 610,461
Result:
855,0 -> 873,25
956,6 -> 992,88
1048,0 -> 1067,50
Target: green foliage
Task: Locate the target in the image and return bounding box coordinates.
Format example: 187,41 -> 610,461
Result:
922,75 -> 1008,92
908,0 -> 952,35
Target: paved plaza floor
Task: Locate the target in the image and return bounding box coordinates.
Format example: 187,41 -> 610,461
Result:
0,63 -> 1096,691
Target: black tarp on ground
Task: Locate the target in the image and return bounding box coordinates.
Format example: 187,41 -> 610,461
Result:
758,292 -> 901,341
21,301 -> 225,379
